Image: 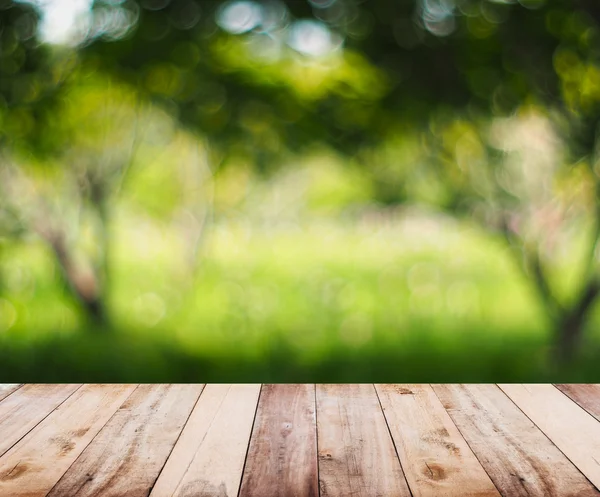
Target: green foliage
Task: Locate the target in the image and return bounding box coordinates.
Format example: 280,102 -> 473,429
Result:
3,209 -> 600,381
4,329 -> 600,383
0,2 -> 72,157
4,0 -> 600,377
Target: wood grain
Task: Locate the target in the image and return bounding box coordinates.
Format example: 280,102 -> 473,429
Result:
48,384 -> 203,497
0,384 -> 136,497
0,384 -> 21,403
316,384 -> 410,497
499,383 -> 600,490
433,384 -> 600,497
555,384 -> 600,421
1,383 -> 599,497
150,384 -> 261,497
0,383 -> 80,458
376,384 -> 499,497
239,384 -> 318,497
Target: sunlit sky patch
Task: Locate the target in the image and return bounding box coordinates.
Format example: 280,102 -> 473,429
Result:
32,0 -> 93,44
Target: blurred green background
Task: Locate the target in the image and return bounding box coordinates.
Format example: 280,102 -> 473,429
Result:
2,0 -> 600,381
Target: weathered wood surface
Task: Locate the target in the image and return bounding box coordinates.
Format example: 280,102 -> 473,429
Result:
499,383 -> 600,490
48,384 -> 203,497
555,384 -> 600,421
150,384 -> 260,497
377,384 -> 499,497
316,384 -> 410,497
0,385 -> 20,403
0,384 -> 136,497
0,383 -> 599,497
239,384 -> 319,497
434,384 -> 600,497
0,384 -> 80,458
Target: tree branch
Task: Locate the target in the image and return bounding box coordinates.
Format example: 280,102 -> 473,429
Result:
498,213 -> 564,319
581,144 -> 600,288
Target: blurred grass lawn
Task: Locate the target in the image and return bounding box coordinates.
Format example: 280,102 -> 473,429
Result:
1,211 -> 599,382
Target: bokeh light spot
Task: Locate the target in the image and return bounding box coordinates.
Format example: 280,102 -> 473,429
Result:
287,19 -> 337,57
217,0 -> 262,34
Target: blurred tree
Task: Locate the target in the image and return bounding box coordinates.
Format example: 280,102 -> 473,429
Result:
0,0 -> 210,328
0,71 -> 142,326
76,0 -> 600,359
0,1 -> 79,315
4,0 -> 600,358
0,67 -> 209,327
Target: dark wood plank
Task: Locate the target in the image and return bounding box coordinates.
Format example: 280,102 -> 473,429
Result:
0,384 -> 81,458
47,384 -> 203,497
0,384 -> 136,497
499,383 -> 600,490
0,384 -> 21,403
316,384 -> 411,497
555,384 -> 600,421
150,384 -> 261,497
239,384 -> 318,497
376,384 -> 499,497
433,384 -> 600,497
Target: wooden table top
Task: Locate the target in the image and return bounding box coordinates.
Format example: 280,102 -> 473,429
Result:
0,384 -> 598,496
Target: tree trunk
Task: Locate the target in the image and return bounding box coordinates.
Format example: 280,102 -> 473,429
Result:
555,312 -> 587,364
554,280 -> 599,364
62,270 -> 109,329
46,231 -> 109,330
80,294 -> 108,328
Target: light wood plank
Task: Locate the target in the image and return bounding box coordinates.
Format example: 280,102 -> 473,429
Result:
0,384 -> 21,403
0,384 -> 136,497
555,384 -> 600,422
433,384 -> 600,497
499,383 -> 600,490
48,384 -> 203,497
376,384 -> 499,497
239,384 -> 318,497
317,384 -> 411,497
150,384 -> 261,497
0,384 -> 80,458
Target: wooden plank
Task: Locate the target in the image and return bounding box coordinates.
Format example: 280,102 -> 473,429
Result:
150,384 -> 261,497
499,383 -> 600,490
433,384 -> 600,497
0,384 -> 80,458
0,384 -> 21,403
376,384 -> 499,497
48,384 -> 203,497
555,384 -> 600,422
0,384 -> 136,497
316,384 -> 411,497
239,384 -> 318,497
